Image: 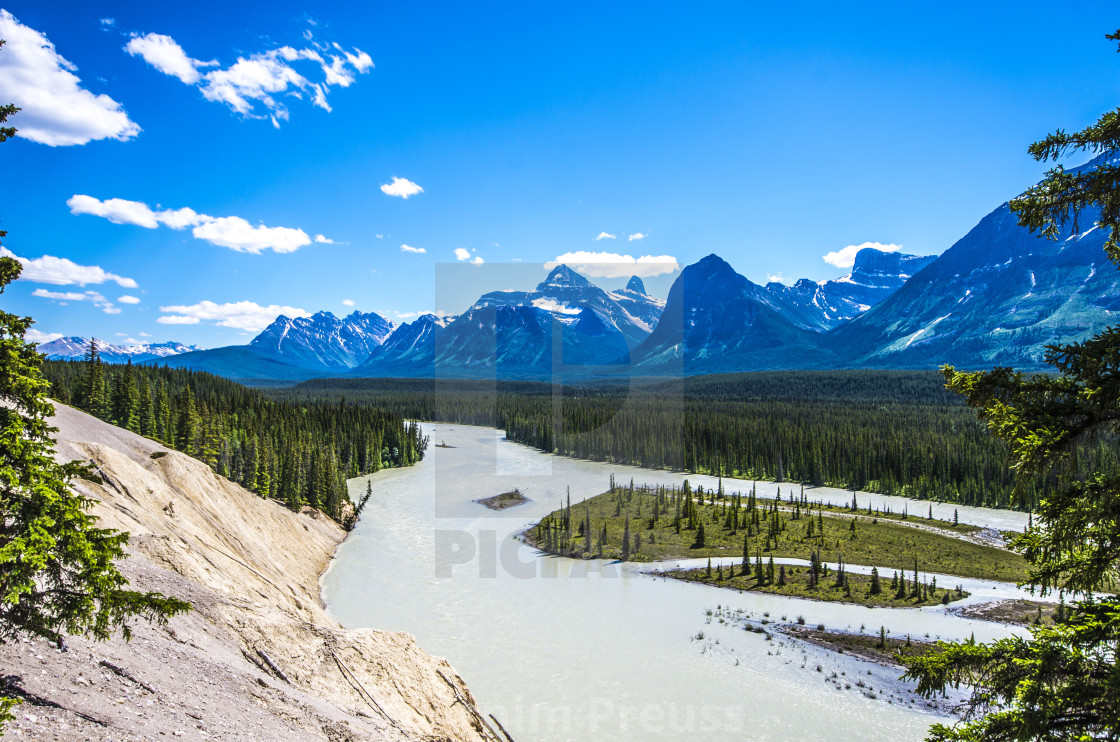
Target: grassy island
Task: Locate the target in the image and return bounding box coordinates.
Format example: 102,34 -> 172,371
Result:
527,480 -> 1028,585
664,561 -> 970,608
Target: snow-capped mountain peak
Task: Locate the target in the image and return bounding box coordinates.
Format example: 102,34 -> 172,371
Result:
38,337 -> 205,364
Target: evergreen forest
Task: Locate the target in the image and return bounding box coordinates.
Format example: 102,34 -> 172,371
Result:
277,371 -> 1119,509
41,348 -> 428,525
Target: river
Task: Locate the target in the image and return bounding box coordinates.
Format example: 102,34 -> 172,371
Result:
322,423 -> 1034,742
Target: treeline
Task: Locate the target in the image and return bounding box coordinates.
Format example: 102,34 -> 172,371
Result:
275,371 -> 1120,509
42,350 -> 427,524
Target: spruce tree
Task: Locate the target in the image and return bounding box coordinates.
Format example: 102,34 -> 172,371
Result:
907,38 -> 1120,736
0,246 -> 188,730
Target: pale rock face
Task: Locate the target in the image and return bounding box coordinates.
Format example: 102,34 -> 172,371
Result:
0,402 -> 492,741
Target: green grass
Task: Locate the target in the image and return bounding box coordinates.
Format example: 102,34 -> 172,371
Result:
529,486 -> 1029,583
664,563 -> 969,608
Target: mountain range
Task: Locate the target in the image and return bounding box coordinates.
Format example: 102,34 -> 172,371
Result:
46,154 -> 1120,382
39,337 -> 204,364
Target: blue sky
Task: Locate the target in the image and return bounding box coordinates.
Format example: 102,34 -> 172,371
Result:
1,1 -> 1117,347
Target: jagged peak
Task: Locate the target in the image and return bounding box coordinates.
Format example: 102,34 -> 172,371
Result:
539,263 -> 592,290
625,275 -> 647,294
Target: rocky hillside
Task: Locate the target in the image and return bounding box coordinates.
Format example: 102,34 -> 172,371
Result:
0,404 -> 496,742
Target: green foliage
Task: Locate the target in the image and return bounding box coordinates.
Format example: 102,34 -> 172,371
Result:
0,256 -> 190,731
0,42 -> 17,144
43,359 -> 428,523
907,31 -> 1120,740
910,604 -> 1120,741
1010,31 -> 1120,263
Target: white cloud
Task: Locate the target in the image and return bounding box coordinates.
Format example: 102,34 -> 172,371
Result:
155,314 -> 199,325
66,194 -> 158,227
342,299 -> 355,306
69,194 -> 314,254
156,206 -> 208,230
400,244 -> 426,254
0,10 -> 140,146
453,248 -> 471,261
127,31 -> 373,124
31,287 -> 118,313
138,332 -> 151,337
544,251 -> 679,279
32,289 -> 86,301
0,246 -> 138,288
124,33 -> 214,85
118,295 -> 141,304
26,328 -> 62,343
380,177 -> 423,199
823,241 -> 902,269
375,234 -> 384,239
157,300 -> 311,332
628,233 -> 646,241
192,216 -> 310,254
314,234 -> 334,244
766,273 -> 789,285
595,232 -> 616,241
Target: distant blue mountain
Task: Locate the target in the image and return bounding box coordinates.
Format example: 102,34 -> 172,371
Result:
117,153 -> 1120,384
144,345 -> 324,384
249,310 -> 394,372
40,337 -> 203,363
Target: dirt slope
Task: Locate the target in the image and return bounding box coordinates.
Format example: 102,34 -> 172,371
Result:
1,404 -> 497,742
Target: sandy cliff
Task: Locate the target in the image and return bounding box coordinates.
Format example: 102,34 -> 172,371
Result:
0,404 -> 497,742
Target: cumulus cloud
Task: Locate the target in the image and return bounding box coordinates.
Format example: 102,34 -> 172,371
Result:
68,194 -> 315,254
823,241 -> 902,269
126,30 -> 373,124
65,194 -> 159,227
400,244 -> 426,254
124,33 -> 214,84
192,216 -> 310,254
544,251 -> 679,279
380,177 -> 423,199
0,10 -> 140,146
342,299 -> 355,306
595,232 -> 616,240
157,300 -> 310,332
453,247 -> 483,264
0,246 -> 138,288
118,295 -> 141,304
26,328 -> 63,344
314,234 -> 334,244
31,288 -> 119,313
628,233 -> 646,241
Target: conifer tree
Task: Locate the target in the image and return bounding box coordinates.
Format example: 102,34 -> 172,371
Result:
907,38 -> 1120,736
0,225 -> 188,728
